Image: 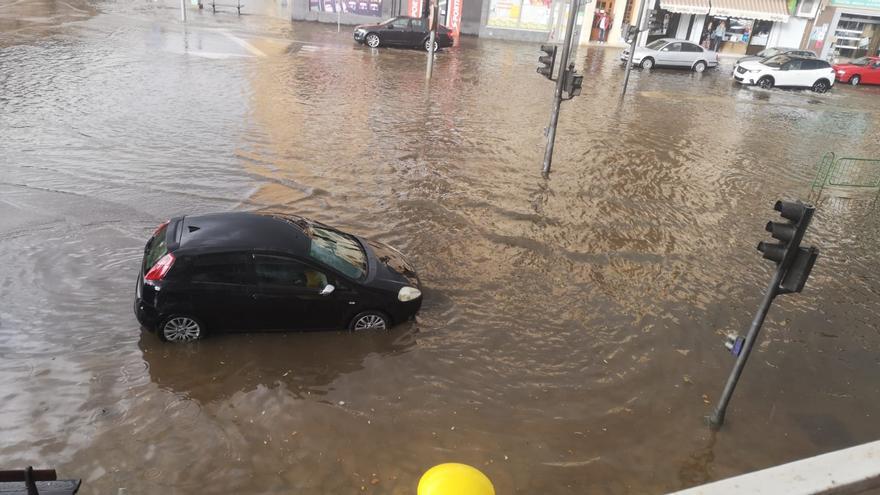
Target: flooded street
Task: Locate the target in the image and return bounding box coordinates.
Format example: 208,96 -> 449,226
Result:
2,0 -> 880,493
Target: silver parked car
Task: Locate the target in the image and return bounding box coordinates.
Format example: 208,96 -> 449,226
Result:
620,38 -> 719,72
736,47 -> 816,65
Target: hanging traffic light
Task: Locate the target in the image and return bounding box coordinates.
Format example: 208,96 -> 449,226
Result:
563,65 -> 584,98
756,200 -> 819,294
537,44 -> 557,80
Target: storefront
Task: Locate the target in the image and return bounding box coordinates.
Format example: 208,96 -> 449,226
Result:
700,0 -> 791,55
805,0 -> 880,62
641,0 -> 709,44
479,0 -> 586,42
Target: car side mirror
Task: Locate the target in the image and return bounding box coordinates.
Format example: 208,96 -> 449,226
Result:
320,284 -> 335,296
661,47 -> 669,52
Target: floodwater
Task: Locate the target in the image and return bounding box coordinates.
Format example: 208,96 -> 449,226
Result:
2,0 -> 880,493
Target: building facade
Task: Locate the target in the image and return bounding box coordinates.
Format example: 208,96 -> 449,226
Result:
289,0 -> 871,56
803,0 -> 880,61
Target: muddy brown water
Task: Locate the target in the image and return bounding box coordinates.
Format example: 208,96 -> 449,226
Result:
1,1 -> 880,493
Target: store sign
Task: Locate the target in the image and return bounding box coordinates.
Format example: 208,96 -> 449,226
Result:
409,0 -> 423,17
448,0 -> 462,36
830,0 -> 880,7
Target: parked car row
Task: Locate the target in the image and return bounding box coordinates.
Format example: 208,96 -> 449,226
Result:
621,40 -> 879,93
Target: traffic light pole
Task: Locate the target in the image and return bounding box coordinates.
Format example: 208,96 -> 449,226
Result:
709,202 -> 817,429
541,0 -> 580,176
621,0 -> 648,96
426,0 -> 439,79
708,269 -> 783,429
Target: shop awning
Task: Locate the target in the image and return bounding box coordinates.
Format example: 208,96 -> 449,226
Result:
659,0 -> 710,15
709,0 -> 791,22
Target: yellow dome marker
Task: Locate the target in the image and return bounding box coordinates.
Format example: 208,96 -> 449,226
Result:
418,463 -> 495,495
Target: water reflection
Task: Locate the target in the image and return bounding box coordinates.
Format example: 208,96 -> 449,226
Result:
138,325 -> 419,404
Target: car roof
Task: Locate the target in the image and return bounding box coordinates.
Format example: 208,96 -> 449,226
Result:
658,38 -> 694,43
176,212 -> 311,255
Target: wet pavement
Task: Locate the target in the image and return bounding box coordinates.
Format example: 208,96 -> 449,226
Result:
2,1 -> 880,493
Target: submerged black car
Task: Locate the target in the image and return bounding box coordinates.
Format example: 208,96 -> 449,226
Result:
353,16 -> 454,52
135,212 -> 422,342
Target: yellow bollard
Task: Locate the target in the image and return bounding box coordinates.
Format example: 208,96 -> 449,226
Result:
418,463 -> 495,495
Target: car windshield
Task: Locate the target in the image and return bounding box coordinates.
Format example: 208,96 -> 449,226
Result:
381,17 -> 399,26
849,57 -> 871,66
646,40 -> 667,50
757,48 -> 782,58
762,54 -> 790,68
308,225 -> 367,280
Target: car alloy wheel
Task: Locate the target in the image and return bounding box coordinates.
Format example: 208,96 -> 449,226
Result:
366,34 -> 380,48
350,311 -> 388,331
758,77 -> 773,89
812,80 -> 829,93
640,58 -> 654,70
425,39 -> 438,52
850,75 -> 860,86
693,61 -> 706,73
161,316 -> 202,342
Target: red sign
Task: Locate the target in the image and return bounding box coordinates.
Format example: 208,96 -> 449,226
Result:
408,0 -> 423,18
448,0 -> 462,37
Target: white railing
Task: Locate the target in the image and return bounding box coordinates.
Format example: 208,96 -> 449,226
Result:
668,440 -> 880,495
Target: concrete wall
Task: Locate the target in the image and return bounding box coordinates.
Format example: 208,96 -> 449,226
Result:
460,0 -> 485,35
768,16 -> 808,48
675,13 -> 691,38
689,15 -> 705,43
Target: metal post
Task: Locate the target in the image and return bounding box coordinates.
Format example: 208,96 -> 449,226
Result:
426,0 -> 438,79
541,0 -> 580,175
180,0 -> 187,22
708,268 -> 783,429
622,0 -> 649,96
337,8 -> 341,32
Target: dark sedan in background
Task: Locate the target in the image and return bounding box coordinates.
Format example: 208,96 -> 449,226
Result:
354,16 -> 454,51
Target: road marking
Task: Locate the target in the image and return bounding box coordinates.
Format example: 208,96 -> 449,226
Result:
221,32 -> 267,57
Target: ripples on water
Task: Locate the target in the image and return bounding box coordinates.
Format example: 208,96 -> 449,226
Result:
1,1 -> 879,492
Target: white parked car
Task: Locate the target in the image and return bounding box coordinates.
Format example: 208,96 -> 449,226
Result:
733,54 -> 835,93
620,38 -> 719,73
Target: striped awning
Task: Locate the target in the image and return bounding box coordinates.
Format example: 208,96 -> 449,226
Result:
709,0 -> 791,22
659,0 -> 710,14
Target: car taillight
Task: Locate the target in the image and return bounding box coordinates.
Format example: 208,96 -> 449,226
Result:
145,253 -> 175,281
153,220 -> 169,237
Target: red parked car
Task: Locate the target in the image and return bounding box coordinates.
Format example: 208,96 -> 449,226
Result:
833,56 -> 880,86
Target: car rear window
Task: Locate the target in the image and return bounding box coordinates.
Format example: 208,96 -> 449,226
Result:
144,223 -> 169,271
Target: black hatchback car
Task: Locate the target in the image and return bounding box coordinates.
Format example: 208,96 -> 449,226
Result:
135,212 -> 422,342
353,16 -> 454,52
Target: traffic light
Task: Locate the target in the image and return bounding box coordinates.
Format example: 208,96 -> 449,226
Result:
757,200 -> 819,294
537,44 -> 557,80
563,65 -> 583,98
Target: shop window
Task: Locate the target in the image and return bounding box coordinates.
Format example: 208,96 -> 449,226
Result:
795,0 -> 819,18
488,0 -> 553,30
309,0 -> 383,16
